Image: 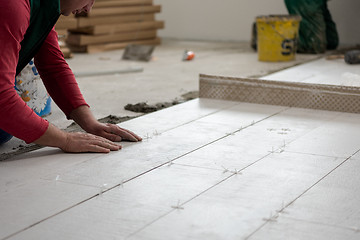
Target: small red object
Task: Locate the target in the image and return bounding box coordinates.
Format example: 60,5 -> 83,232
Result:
183,50 -> 195,61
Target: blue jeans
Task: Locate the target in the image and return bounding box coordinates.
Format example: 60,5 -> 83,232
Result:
0,129 -> 13,145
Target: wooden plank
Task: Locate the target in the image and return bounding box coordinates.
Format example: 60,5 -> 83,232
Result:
93,0 -> 153,8
85,38 -> 161,53
82,5 -> 161,18
60,47 -> 73,59
67,29 -> 157,46
77,13 -> 155,27
70,21 -> 164,35
55,29 -> 68,36
68,38 -> 161,53
55,15 -> 77,29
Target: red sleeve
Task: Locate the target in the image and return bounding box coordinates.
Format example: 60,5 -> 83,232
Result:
0,0 -> 49,143
34,28 -> 89,118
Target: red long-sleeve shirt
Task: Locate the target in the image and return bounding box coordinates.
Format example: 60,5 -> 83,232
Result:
0,0 -> 88,143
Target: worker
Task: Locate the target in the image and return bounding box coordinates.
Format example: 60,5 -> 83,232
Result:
0,0 -> 142,152
284,0 -> 339,53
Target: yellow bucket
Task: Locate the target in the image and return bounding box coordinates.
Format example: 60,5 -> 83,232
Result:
256,15 -> 301,62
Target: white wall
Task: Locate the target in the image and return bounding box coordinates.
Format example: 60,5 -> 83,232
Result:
154,0 -> 360,45
328,0 -> 360,45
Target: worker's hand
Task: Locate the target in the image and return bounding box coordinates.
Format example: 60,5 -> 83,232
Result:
34,123 -> 121,153
61,132 -> 121,153
85,122 -> 142,142
69,106 -> 142,143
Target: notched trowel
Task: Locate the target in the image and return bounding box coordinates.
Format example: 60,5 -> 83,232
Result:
122,44 -> 155,62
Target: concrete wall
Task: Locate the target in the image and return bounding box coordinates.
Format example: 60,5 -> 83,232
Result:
154,0 -> 360,45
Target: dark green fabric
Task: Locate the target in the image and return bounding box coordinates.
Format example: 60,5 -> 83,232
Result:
16,0 -> 61,75
284,0 -> 339,53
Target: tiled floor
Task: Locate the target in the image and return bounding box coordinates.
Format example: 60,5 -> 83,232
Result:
1,96 -> 360,239
0,39 -> 319,156
261,58 -> 360,87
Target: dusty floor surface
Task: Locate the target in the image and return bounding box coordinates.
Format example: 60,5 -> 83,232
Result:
0,39 -> 319,158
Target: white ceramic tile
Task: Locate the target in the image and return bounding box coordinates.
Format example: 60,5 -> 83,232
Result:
128,152 -> 345,240
0,148 -> 102,194
197,102 -> 286,126
39,119 -> 237,189
0,179 -> 99,239
262,58 -> 360,87
7,165 -> 231,240
249,216 -> 360,240
120,98 -> 240,137
177,107 -> 340,171
286,112 -> 360,157
270,157 -> 360,230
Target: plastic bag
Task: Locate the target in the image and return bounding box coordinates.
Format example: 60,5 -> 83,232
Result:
284,0 -> 338,53
15,59 -> 51,116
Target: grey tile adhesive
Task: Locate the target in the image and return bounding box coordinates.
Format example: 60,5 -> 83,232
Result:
199,74 -> 360,114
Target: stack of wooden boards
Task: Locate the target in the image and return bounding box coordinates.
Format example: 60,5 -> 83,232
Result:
55,0 -> 163,54
55,15 -> 77,58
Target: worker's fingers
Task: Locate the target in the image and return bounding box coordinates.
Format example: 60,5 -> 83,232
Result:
106,124 -> 142,142
101,131 -> 122,142
90,137 -> 122,151
118,127 -> 142,141
88,144 -> 111,153
61,132 -> 121,153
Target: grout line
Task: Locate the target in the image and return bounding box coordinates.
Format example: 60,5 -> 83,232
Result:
284,150 -> 346,159
170,162 -> 223,172
279,215 -> 360,234
244,148 -> 360,240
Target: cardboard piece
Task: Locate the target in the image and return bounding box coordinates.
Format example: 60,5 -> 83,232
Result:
122,44 -> 155,61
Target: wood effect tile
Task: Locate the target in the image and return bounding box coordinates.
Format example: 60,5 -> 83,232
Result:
262,58 -> 360,87
268,157 -> 360,230
177,107 -> 340,171
0,148 -> 102,194
0,180 -> 99,240
249,216 -> 360,240
39,120 -> 240,188
120,98 -> 240,137
128,152 -> 345,240
7,165 -> 231,240
286,112 -> 360,157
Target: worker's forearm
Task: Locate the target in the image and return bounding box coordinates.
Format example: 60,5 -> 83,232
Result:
33,123 -> 68,149
69,105 -> 98,132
